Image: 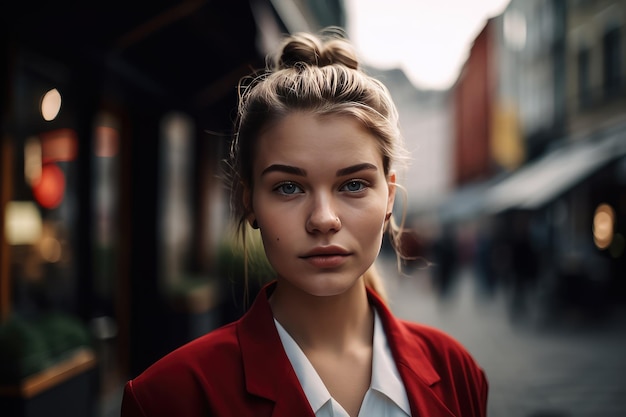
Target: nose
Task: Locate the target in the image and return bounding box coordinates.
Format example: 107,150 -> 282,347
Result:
306,194 -> 341,234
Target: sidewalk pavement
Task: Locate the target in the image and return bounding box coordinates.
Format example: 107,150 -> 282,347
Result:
378,256 -> 626,417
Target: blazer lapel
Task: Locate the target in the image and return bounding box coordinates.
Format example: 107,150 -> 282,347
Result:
369,289 -> 457,417
237,283 -> 457,417
237,282 -> 316,417
397,362 -> 458,417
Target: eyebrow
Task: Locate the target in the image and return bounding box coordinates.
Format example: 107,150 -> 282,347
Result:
336,163 -> 378,177
260,162 -> 378,178
261,164 -> 307,177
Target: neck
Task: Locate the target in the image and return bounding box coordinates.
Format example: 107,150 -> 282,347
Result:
269,279 -> 374,352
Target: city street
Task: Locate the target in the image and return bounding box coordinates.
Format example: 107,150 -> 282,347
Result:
378,256 -> 626,417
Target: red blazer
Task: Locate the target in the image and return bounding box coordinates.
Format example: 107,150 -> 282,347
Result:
121,282 -> 488,416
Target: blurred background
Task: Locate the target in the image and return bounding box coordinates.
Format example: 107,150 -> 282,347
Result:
0,1 -> 624,416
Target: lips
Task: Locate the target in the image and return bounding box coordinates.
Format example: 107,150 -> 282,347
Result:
300,246 -> 351,268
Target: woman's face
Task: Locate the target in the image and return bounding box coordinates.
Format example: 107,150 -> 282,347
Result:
249,112 -> 396,297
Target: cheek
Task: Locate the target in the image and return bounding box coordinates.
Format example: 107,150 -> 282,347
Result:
347,201 -> 387,238
256,208 -> 293,255
258,228 -> 292,275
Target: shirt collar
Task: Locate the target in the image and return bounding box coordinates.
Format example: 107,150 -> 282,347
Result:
274,318 -> 331,413
274,309 -> 411,415
371,309 -> 412,414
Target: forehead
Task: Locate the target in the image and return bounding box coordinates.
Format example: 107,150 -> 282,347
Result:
254,112 -> 383,170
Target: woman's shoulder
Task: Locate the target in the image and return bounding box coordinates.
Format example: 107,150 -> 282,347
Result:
393,318 -> 488,412
399,319 -> 466,350
121,321 -> 247,416
371,288 -> 482,373
395,318 -> 484,374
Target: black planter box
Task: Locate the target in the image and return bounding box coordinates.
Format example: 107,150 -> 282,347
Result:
0,348 -> 98,417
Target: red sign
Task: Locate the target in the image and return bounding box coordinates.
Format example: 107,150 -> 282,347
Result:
32,163 -> 66,209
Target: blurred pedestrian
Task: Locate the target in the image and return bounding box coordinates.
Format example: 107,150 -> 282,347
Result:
509,212 -> 539,319
120,27 -> 487,417
432,223 -> 458,298
474,217 -> 498,298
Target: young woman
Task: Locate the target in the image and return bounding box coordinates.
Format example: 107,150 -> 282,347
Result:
121,28 -> 488,417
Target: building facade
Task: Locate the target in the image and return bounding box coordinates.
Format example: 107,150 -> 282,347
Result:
446,0 -> 625,318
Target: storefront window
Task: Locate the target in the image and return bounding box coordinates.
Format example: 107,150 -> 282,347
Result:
9,74 -> 80,318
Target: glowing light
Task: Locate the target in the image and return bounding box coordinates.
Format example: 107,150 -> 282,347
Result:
41,128 -> 78,163
41,88 -> 62,121
32,163 -> 66,209
593,203 -> 615,250
24,136 -> 42,186
4,201 -> 43,245
40,236 -> 62,262
94,126 -> 120,157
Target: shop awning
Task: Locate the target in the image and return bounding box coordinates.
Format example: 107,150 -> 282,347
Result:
437,177 -> 503,223
483,125 -> 626,213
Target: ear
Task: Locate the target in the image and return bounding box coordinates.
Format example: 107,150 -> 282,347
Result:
386,171 -> 397,215
243,185 -> 256,228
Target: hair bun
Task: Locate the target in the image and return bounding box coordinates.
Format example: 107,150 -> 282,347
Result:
273,29 -> 359,71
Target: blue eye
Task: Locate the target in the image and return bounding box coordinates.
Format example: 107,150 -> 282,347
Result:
276,182 -> 303,195
341,180 -> 366,192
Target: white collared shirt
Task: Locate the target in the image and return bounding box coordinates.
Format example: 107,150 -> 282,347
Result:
274,310 -> 411,417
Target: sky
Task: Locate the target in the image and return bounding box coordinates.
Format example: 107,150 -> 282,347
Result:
344,0 -> 511,90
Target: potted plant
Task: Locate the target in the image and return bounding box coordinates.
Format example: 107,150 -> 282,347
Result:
0,312 -> 97,417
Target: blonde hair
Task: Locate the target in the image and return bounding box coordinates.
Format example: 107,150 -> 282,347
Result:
226,27 -> 409,303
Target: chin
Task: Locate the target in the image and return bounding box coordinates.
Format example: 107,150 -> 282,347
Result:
300,275 -> 363,298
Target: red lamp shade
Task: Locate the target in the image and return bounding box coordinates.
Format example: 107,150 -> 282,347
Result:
32,163 -> 66,209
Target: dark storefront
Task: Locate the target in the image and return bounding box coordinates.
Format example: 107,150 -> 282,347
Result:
0,2 -> 284,414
